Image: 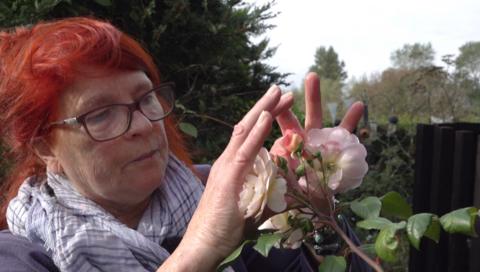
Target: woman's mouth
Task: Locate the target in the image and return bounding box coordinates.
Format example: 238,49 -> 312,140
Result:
130,149 -> 159,164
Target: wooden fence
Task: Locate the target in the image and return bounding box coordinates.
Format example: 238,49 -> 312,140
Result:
409,123 -> 480,272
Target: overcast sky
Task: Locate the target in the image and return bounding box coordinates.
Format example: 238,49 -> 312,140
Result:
245,0 -> 480,89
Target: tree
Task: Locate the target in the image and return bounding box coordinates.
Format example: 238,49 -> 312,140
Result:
455,41 -> 480,83
348,64 -> 474,124
0,0 -> 289,163
301,46 -> 348,125
452,43 -> 480,117
309,46 -> 347,82
390,43 -> 435,69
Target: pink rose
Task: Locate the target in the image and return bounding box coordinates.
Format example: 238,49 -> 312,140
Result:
304,127 -> 368,193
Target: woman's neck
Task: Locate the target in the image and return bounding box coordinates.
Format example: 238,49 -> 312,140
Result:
102,197 -> 151,229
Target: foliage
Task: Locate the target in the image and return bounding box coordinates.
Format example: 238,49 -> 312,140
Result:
341,124 -> 415,202
454,41 -> 480,115
0,0 -> 289,168
348,66 -> 476,123
390,42 -> 435,70
340,125 -> 415,271
349,192 -> 478,269
455,41 -> 480,82
318,255 -> 347,272
221,124 -> 478,272
349,41 -> 480,124
309,46 -> 348,83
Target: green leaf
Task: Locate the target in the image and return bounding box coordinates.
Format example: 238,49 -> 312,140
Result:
375,227 -> 399,263
179,122 -> 198,138
440,207 -> 478,237
357,217 -> 406,230
175,102 -> 186,111
217,240 -> 252,271
406,213 -> 440,250
253,233 -> 283,257
350,197 -> 382,219
381,191 -> 413,219
359,243 -> 377,258
277,156 -> 288,173
35,0 -> 63,11
318,255 -> 347,272
295,163 -> 305,176
94,0 -> 112,6
424,216 -> 441,243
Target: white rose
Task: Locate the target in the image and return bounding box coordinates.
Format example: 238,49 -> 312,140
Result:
238,147 -> 287,222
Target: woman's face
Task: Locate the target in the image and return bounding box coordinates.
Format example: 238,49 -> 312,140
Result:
48,66 -> 169,210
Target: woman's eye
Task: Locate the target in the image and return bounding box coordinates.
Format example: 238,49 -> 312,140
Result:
141,92 -> 157,106
86,108 -> 113,124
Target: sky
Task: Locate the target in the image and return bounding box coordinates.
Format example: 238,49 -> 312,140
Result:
245,0 -> 480,89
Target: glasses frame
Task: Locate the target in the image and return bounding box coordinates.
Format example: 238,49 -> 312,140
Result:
48,82 -> 176,142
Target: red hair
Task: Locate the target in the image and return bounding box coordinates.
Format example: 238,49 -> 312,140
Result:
0,17 -> 191,229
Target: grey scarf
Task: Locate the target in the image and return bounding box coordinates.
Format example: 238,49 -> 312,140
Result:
7,154 -> 204,271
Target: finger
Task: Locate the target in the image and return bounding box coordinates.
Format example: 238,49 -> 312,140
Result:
271,92 -> 294,117
304,72 -> 322,132
339,101 -> 364,132
226,85 -> 281,152
230,111 -> 273,184
276,109 -> 302,135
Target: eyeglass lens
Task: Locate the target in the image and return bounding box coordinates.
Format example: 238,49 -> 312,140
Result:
84,86 -> 174,141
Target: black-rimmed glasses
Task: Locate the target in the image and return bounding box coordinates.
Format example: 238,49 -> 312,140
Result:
49,82 -> 175,141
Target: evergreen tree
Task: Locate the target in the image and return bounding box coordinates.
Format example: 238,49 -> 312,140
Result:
309,46 -> 347,82
0,0 -> 288,163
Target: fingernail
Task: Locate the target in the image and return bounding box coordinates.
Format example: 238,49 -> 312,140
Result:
257,110 -> 269,126
283,92 -> 293,99
266,85 -> 279,96
232,124 -> 245,136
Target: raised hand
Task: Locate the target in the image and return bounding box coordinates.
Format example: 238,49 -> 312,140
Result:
277,72 -> 364,137
269,72 -> 365,215
159,85 -> 294,271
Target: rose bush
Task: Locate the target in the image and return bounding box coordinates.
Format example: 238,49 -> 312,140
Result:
228,126 -> 478,272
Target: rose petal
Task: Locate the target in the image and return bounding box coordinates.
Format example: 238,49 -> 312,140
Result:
327,169 -> 343,191
267,177 -> 287,213
306,128 -> 331,151
286,229 -> 304,249
334,176 -> 364,193
338,145 -> 368,178
327,127 -> 354,146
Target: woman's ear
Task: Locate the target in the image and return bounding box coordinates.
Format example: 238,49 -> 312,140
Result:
31,137 -> 64,174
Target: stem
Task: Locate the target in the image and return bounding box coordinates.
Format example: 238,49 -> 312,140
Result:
286,192 -> 330,221
318,158 -> 334,216
333,202 -> 350,214
187,112 -> 234,128
329,221 -> 384,272
301,158 -> 312,200
287,192 -> 383,271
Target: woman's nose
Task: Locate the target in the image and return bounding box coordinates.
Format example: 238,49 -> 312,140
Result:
124,110 -> 153,138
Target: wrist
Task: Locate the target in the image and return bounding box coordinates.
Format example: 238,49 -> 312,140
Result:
157,238 -> 223,272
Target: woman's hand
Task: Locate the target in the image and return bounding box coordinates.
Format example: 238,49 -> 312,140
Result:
276,72 -> 364,140
158,85 -> 294,271
271,72 -> 364,168
270,72 -> 364,213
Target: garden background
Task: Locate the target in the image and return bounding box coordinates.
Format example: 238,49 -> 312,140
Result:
1,1 -> 480,271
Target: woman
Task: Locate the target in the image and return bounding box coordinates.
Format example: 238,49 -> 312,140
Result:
0,17 -> 364,271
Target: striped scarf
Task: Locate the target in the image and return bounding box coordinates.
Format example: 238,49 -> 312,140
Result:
7,154 -> 204,271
